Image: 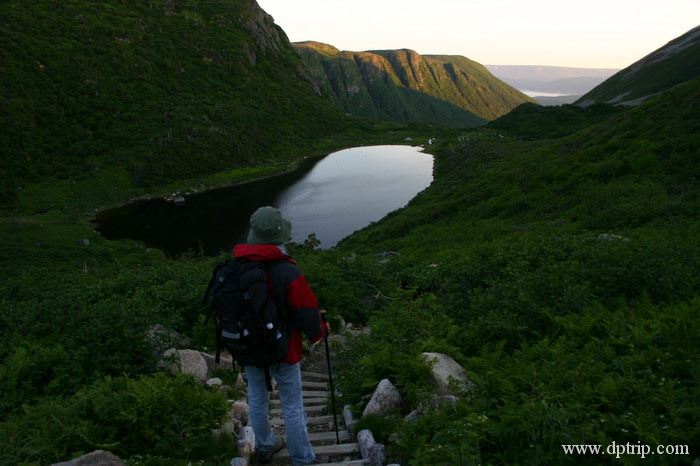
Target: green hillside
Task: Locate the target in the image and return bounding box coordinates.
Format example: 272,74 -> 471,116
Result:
293,42 -> 532,127
334,76 -> 700,464
488,101 -> 629,139
0,0 -> 348,206
576,25 -> 700,106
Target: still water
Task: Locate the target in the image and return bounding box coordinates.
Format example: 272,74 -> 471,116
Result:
95,145 -> 433,255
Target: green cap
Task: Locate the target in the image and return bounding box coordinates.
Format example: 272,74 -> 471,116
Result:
247,206 -> 292,245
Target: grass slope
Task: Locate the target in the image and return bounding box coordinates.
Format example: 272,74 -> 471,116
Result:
576,25 -> 700,105
0,0 -> 347,206
334,77 -> 700,464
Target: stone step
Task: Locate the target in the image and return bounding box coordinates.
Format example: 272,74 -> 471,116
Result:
309,430 -> 351,444
301,370 -> 330,380
270,397 -> 327,406
274,442 -> 360,462
302,380 -> 328,390
270,404 -> 325,416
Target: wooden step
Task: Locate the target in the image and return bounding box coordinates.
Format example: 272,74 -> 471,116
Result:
301,370 -> 330,380
302,380 -> 328,389
309,430 -> 350,444
302,390 -> 329,398
270,404 -> 325,416
271,390 -> 328,399
316,460 -> 369,466
274,442 -> 360,461
270,397 -> 327,406
271,414 -> 335,426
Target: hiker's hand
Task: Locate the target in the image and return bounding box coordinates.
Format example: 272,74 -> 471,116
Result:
319,310 -> 330,335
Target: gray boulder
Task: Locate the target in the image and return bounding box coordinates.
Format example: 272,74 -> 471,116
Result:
362,378 -> 402,417
421,352 -> 473,396
170,349 -> 209,383
147,324 -> 191,354
199,351 -> 233,377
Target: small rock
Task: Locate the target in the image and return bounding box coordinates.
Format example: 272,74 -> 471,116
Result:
369,443 -> 386,466
199,351 -> 233,377
221,419 -> 240,436
155,348 -> 177,371
218,384 -> 232,393
235,372 -> 247,391
228,400 -> 249,425
206,377 -> 224,387
79,239 -> 90,246
148,325 -> 190,355
357,429 -> 376,459
404,408 -> 422,423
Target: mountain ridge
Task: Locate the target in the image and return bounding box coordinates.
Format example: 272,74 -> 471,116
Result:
293,41 -> 533,127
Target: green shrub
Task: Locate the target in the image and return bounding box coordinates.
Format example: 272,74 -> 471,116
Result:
0,373 -> 231,465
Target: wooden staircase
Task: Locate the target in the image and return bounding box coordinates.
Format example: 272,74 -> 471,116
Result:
270,370 -> 367,465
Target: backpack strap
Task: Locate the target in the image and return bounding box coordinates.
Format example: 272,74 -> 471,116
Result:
202,260 -> 231,325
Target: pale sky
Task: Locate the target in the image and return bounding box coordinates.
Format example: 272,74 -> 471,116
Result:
256,0 -> 699,69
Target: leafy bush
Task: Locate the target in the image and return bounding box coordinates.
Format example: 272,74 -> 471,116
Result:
384,298 -> 699,465
0,373 -> 231,465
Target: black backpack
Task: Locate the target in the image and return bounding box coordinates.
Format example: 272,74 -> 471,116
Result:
202,258 -> 289,390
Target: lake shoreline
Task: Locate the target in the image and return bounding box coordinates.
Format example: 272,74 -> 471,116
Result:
95,144 -> 435,255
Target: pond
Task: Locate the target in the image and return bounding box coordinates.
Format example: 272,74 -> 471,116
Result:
94,145 -> 433,255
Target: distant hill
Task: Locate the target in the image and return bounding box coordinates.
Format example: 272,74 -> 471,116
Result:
0,0 -> 347,204
486,65 -> 619,105
576,25 -> 700,106
293,42 -> 533,127
487,65 -> 618,94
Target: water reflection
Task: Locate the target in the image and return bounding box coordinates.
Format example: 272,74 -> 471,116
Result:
94,145 -> 433,255
278,145 -> 433,247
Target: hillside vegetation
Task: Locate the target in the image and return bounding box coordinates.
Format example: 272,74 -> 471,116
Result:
576,25 -> 700,106
333,76 -> 700,464
293,42 -> 532,127
0,0 -> 348,206
2,72 -> 697,464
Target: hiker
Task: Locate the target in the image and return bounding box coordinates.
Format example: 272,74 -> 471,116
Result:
235,206 -> 327,465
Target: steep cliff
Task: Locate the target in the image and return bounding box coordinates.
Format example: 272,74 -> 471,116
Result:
294,42 -> 533,127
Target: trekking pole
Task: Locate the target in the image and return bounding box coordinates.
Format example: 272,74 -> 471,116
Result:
321,313 -> 341,444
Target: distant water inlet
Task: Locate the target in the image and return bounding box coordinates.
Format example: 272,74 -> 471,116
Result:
95,145 -> 433,255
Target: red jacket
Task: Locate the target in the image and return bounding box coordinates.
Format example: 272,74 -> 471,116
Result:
233,244 -> 327,365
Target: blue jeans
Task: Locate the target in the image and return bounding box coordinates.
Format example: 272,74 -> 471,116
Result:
245,363 -> 316,465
